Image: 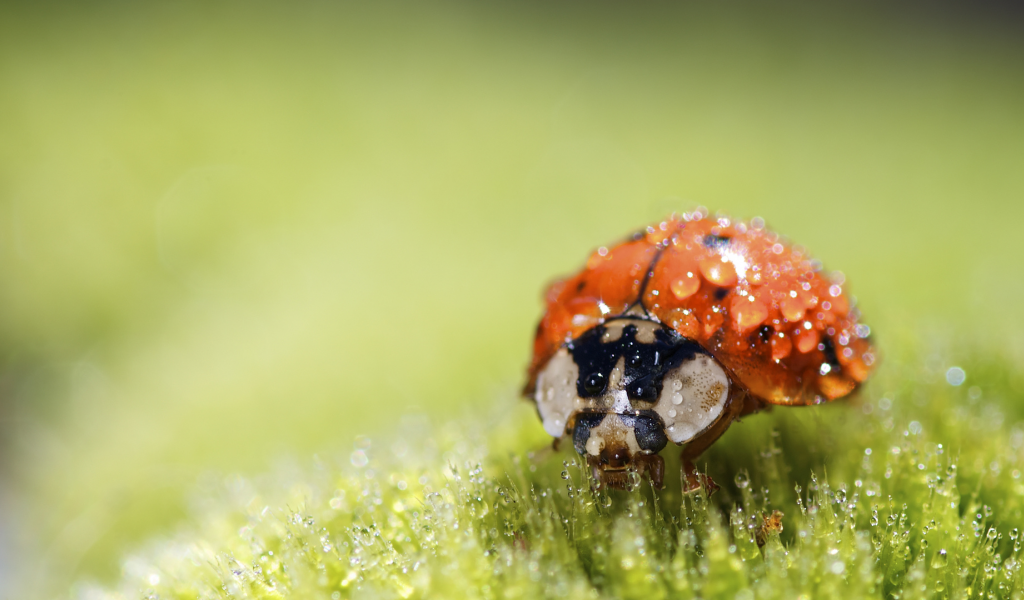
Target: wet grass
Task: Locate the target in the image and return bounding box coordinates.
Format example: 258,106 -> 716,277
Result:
75,347 -> 1024,599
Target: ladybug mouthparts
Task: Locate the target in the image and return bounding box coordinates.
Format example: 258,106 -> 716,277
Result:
571,411 -> 668,489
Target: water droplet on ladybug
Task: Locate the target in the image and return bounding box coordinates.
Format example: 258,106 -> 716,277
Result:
670,273 -> 700,299
699,257 -> 738,287
796,329 -> 819,354
584,372 -> 606,394
732,296 -> 768,331
780,296 -> 805,321
771,333 -> 792,361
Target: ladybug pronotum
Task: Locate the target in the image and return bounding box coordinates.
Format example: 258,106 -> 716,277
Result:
524,211 -> 875,492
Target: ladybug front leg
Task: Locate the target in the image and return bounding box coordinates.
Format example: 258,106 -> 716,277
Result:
634,453 -> 665,489
680,391 -> 760,494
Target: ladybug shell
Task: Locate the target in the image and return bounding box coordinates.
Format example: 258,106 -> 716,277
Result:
526,213 -> 875,406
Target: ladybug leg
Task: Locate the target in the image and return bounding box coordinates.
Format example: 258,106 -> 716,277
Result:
680,391 -> 757,494
638,453 -> 665,489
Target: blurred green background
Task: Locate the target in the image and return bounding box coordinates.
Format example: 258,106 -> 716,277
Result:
0,1 -> 1022,596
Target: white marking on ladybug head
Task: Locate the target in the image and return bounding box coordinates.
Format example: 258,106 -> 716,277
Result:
605,357 -> 631,414
652,354 -> 730,444
602,318 -> 658,344
534,349 -> 581,437
536,349 -> 637,439
582,414 -> 641,457
601,325 -> 624,343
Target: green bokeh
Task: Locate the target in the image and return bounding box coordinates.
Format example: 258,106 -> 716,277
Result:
0,1 -> 1022,596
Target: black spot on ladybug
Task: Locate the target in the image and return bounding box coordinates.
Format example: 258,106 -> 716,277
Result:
572,413 -> 606,455
568,320 -> 707,401
714,288 -> 730,301
576,280 -> 586,293
820,337 -> 842,371
703,234 -> 731,250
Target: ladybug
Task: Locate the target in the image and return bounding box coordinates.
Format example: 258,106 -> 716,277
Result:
524,210 -> 875,492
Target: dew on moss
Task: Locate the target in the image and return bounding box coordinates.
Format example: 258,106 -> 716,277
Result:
67,352 -> 1024,600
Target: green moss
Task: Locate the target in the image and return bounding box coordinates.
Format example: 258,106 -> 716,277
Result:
73,349 -> 1024,599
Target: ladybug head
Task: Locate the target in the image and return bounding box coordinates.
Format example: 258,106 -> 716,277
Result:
533,315 -> 735,490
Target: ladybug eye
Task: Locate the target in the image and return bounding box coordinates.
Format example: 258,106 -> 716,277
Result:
583,372 -> 606,395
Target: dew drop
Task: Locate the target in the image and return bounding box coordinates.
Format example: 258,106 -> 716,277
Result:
732,296 -> 769,331
780,296 -> 805,321
670,274 -> 700,300
946,367 -> 966,386
350,450 -> 369,468
699,257 -> 738,287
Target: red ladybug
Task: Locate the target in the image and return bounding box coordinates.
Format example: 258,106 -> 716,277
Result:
524,210 -> 875,492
